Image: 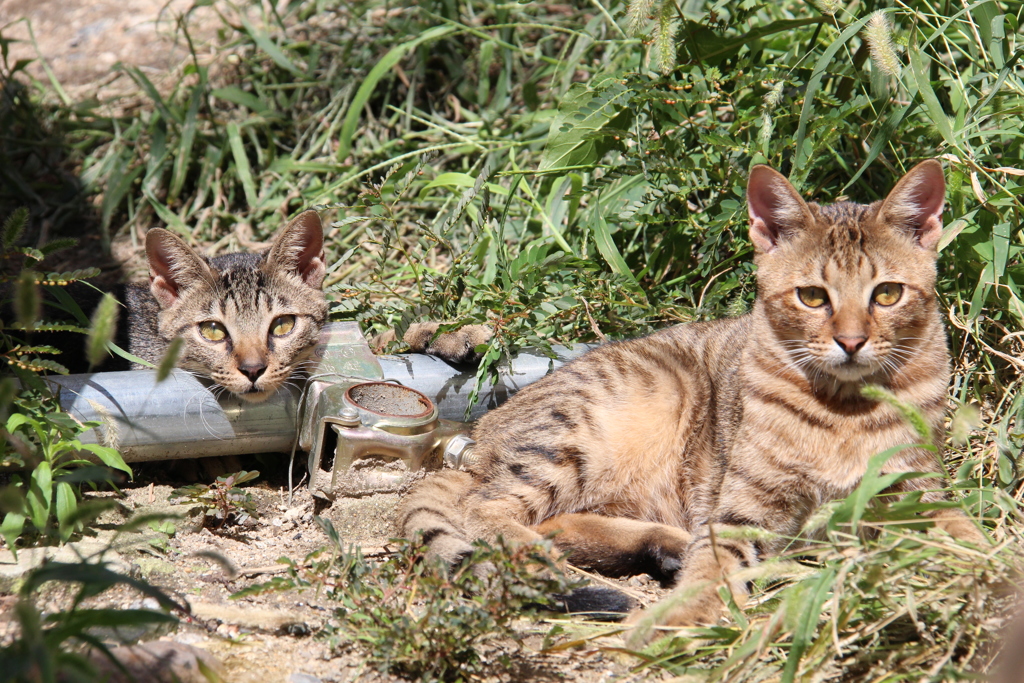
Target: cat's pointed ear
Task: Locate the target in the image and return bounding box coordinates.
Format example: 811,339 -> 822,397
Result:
267,210 -> 325,289
747,165 -> 814,254
146,228 -> 214,309
878,159 -> 945,251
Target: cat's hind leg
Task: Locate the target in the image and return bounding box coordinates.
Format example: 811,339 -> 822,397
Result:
399,470 -> 547,565
535,513 -> 692,585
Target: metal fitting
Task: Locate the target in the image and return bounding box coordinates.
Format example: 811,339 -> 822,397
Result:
304,379 -> 473,499
443,434 -> 476,470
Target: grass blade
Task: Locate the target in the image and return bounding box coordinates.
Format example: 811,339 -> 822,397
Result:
239,14 -> 303,77
337,25 -> 457,161
793,13 -> 875,173
227,122 -> 258,207
169,87 -> 202,203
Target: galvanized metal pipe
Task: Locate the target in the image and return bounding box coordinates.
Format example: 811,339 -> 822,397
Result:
48,345 -> 592,462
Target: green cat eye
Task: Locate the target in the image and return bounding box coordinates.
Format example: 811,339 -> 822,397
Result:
271,315 -> 295,337
199,321 -> 227,342
873,282 -> 903,306
797,286 -> 829,308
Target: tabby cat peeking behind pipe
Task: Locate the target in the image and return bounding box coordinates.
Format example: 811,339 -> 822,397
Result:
126,211 -> 488,402
399,160 -> 986,637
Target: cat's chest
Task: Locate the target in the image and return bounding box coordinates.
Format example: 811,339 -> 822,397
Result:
731,386 -> 922,493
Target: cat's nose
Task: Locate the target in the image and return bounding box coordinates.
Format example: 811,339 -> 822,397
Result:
239,362 -> 267,381
833,335 -> 867,355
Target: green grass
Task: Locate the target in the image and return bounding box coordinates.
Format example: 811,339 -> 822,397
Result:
0,0 -> 1022,680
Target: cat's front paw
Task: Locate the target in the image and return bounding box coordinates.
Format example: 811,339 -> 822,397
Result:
623,582 -> 725,646
404,322 -> 492,364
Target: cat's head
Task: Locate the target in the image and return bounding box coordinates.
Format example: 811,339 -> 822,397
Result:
145,210 -> 329,402
746,160 -> 946,384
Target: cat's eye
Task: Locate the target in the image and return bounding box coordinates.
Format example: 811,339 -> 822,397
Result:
872,282 -> 903,306
797,287 -> 829,308
199,321 -> 227,342
270,315 -> 295,337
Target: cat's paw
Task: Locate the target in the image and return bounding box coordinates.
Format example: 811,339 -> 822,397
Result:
403,322 -> 492,364
623,583 -> 725,646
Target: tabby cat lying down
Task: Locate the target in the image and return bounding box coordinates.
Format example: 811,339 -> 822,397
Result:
126,211 -> 488,401
399,160 -> 985,635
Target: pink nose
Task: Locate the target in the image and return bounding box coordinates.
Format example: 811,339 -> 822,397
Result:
834,336 -> 867,355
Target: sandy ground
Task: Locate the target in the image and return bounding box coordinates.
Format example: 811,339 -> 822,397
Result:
1,477 -> 671,682
0,0 -> 223,101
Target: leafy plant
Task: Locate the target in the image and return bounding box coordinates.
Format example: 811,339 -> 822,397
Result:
626,462 -> 1008,682
0,554 -> 181,682
235,518 -> 580,681
169,470 -> 260,529
0,208 -> 132,551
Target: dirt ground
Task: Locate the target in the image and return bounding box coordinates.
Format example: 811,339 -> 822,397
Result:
0,0 -> 223,100
1,471 -> 673,682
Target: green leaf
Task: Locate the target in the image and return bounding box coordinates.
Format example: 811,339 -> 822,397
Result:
591,214 -> 638,287
106,341 -> 157,369
86,293 -> 119,369
793,13 -> 876,173
143,185 -> 190,236
27,460 -> 53,531
828,446 -> 935,534
0,511 -> 26,558
55,482 -> 77,542
539,77 -> 630,172
78,444 -> 133,477
121,64 -> 180,125
100,154 -> 143,251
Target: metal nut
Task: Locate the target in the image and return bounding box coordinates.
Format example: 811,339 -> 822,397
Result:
336,406 -> 361,428
443,433 -> 476,470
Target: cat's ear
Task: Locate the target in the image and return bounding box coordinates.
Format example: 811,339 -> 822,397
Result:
146,228 -> 214,309
878,159 -> 945,250
267,210 -> 326,289
746,165 -> 814,253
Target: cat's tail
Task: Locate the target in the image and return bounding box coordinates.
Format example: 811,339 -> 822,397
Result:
398,469 -> 478,565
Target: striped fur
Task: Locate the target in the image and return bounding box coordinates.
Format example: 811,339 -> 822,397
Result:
126,211 -> 329,402
399,160 -> 985,633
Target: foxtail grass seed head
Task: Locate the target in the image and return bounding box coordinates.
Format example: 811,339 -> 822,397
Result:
760,110 -> 774,145
866,11 -> 901,78
815,0 -> 842,15
654,0 -> 678,75
763,81 -> 784,109
86,292 -> 119,369
626,0 -> 657,36
760,82 -> 783,145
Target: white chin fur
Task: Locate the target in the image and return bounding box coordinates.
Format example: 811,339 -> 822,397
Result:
237,389 -> 273,403
822,363 -> 875,382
